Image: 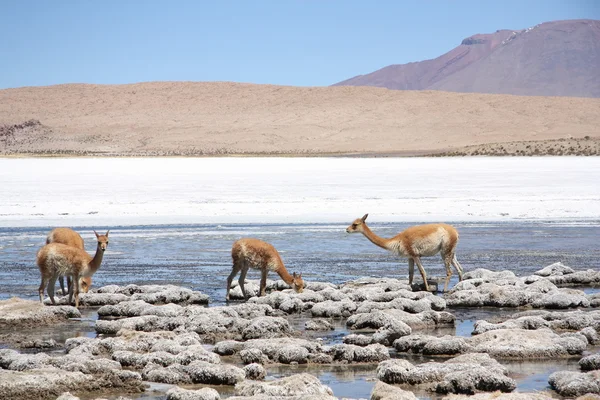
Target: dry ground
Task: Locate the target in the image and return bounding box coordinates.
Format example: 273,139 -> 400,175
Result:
0,82 -> 599,156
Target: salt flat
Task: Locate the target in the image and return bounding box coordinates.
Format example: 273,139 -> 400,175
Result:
0,157 -> 598,227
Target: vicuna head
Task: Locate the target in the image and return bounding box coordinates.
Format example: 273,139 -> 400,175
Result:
292,272 -> 304,293
94,230 -> 110,252
346,213 -> 368,234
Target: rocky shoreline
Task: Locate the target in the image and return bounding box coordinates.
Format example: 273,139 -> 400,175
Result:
1,262 -> 599,399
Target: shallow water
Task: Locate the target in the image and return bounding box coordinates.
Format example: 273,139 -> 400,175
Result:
2,221 -> 599,303
1,221 -> 599,399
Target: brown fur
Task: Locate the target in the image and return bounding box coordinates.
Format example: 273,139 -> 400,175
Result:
37,230 -> 109,307
346,214 -> 463,291
227,238 -> 304,301
45,228 -> 92,294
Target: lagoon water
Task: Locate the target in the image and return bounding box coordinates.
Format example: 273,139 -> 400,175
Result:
1,157 -> 599,399
2,221 -> 600,304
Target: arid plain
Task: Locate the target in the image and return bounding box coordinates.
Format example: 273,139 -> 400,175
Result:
1,82 -> 599,156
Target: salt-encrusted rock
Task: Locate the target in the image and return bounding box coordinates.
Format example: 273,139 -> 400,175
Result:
305,318 -> 334,331
469,328 -> 587,358
510,309 -> 600,332
95,315 -> 173,334
343,334 -> 374,346
218,338 -> 323,365
341,278 -> 412,300
311,300 -> 357,318
276,297 -> 305,313
319,287 -> 351,301
377,353 -> 515,394
185,361 -> 245,385
346,311 -> 412,345
545,270 -> 600,286
57,357 -> 123,375
241,316 -> 293,340
0,298 -> 81,328
213,340 -> 245,356
98,300 -> 184,317
327,343 -> 390,363
393,335 -> 471,356
436,368 -> 516,394
2,352 -> 52,371
243,363 -> 266,380
239,348 -> 270,365
549,370 -> 600,397
472,316 -> 550,335
441,393 -> 553,400
349,309 -> 454,333
535,262 -> 575,277
234,372 -> 334,397
463,269 -> 516,280
166,386 -> 221,400
228,280 -> 262,299
0,368 -> 144,400
445,269 -> 593,309
228,303 -> 275,319
370,381 -> 417,400
56,393 -> 80,400
174,345 -> 221,365
531,288 -> 590,309
277,345 -> 310,364
581,354 -> 600,371
305,281 -> 339,291
112,350 -> 176,368
142,363 -> 192,384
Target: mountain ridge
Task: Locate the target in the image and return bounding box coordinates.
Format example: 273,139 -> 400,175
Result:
333,19 -> 600,98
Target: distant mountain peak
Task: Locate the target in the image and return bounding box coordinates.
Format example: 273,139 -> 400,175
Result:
333,19 -> 600,98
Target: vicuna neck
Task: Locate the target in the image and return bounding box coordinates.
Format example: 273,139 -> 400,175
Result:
275,264 -> 295,285
88,244 -> 105,273
361,224 -> 393,251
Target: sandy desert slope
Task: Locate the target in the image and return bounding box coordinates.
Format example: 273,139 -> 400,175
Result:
0,82 -> 599,156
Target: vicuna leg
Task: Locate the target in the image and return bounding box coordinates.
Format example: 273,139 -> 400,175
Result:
72,274 -> 81,308
260,268 -> 268,297
39,276 -> 49,303
452,255 -> 464,281
442,254 -> 453,279
46,275 -> 58,305
238,265 -> 249,300
408,258 -> 415,285
59,276 -> 67,296
226,257 -> 244,301
412,256 -> 430,292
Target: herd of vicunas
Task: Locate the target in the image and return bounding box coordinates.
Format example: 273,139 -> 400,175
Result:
37,214 -> 465,308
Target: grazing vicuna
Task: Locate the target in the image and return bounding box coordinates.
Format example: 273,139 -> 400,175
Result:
226,238 -> 304,301
45,227 -> 92,295
346,214 -> 463,291
37,230 -> 109,307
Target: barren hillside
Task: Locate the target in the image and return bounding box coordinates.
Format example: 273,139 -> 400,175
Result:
334,19 -> 600,98
1,82 -> 599,156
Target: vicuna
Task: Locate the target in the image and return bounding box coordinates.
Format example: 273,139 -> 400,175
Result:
37,230 -> 109,307
226,238 -> 304,301
346,214 -> 463,291
45,227 -> 92,295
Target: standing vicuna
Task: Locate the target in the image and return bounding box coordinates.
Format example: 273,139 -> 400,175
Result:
346,214 -> 463,292
45,228 -> 92,295
226,238 -> 304,301
37,230 -> 109,307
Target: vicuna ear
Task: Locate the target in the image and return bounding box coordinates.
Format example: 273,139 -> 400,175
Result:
94,230 -> 99,238
298,273 -> 302,278
361,213 -> 369,222
293,272 -> 297,278
105,230 -> 110,236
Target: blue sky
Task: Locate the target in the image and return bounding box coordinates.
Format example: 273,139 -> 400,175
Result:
1,0 -> 598,89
